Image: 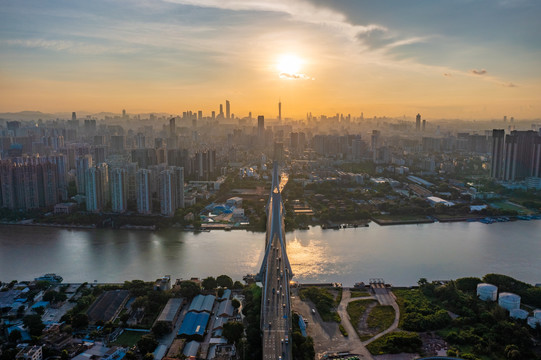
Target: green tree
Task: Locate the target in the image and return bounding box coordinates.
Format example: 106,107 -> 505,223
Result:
179,281 -> 201,298
137,335 -> 158,354
232,298 -> 241,309
60,350 -> 69,360
223,321 -> 244,345
232,281 -> 245,290
23,314 -> 45,336
216,275 -> 234,289
33,306 -> 45,315
143,353 -> 154,360
124,352 -> 137,360
8,329 -> 22,343
152,321 -> 171,338
202,277 -> 217,291
72,313 -> 89,329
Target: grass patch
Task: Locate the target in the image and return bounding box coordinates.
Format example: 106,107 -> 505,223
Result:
366,305 -> 395,334
350,290 -> 369,298
366,331 -> 422,355
346,299 -> 376,329
112,330 -> 145,347
300,287 -> 341,322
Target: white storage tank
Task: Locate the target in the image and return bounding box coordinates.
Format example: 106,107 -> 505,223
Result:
498,292 -> 521,311
477,283 -> 498,301
534,309 -> 541,319
510,308 -> 528,320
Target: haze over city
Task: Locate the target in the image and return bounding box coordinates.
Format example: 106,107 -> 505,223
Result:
1,0 -> 541,119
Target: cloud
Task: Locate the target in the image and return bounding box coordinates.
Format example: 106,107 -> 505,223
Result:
165,0 -> 385,39
471,69 -> 487,75
503,82 -> 518,87
443,73 -> 452,77
279,72 -> 314,80
3,39 -> 137,55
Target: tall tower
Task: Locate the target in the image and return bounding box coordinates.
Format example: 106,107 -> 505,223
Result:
110,168 -> 127,213
72,112 -> 77,121
136,169 -> 152,214
278,100 -> 282,121
258,116 -> 265,144
491,129 -> 505,179
219,104 -> 224,118
416,113 -> 421,131
226,100 -> 230,120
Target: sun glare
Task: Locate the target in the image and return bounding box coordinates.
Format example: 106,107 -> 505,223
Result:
277,54 -> 302,75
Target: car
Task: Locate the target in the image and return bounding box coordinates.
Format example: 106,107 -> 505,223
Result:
285,335 -> 289,344
311,308 -> 316,314
282,303 -> 286,308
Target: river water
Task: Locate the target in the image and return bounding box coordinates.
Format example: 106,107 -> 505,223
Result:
0,221 -> 540,286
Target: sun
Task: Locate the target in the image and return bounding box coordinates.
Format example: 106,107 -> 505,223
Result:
277,54 -> 302,75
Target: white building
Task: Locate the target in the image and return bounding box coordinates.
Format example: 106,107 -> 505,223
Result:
16,346 -> 42,360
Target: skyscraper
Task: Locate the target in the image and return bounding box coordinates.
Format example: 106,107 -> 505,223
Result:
416,113 -> 421,131
160,169 -> 177,216
226,100 -> 230,120
136,169 -> 152,214
72,112 -> 77,121
278,100 -> 282,121
491,129 -> 505,179
502,131 -> 541,181
169,118 -> 176,138
110,168 -> 127,213
219,104 -> 224,118
75,155 -> 92,195
258,116 -> 265,145
86,166 -> 104,212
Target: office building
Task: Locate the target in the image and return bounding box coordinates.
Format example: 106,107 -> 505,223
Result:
416,113 -> 421,131
226,100 -> 230,120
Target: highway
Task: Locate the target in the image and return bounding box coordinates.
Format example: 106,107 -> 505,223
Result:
260,163 -> 292,360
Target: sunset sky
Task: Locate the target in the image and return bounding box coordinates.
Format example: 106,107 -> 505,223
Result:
1,0 -> 540,119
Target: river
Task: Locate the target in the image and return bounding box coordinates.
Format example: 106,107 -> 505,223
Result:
0,220 -> 540,286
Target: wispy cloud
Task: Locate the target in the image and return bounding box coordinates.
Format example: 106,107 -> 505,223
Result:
279,72 -> 314,80
165,0 -> 385,39
443,73 -> 452,77
3,39 -> 138,55
503,82 -> 518,87
471,69 -> 487,75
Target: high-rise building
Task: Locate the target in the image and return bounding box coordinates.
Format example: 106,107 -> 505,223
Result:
135,133 -> 146,149
491,129 -> 505,179
110,135 -> 125,154
169,118 -> 176,138
416,114 -> 421,131
136,169 -> 152,214
219,104 -> 224,118
226,100 -> 230,120
422,119 -> 426,131
502,130 -> 541,181
72,112 -> 77,121
173,166 -> 184,209
48,154 -> 68,201
75,155 -> 93,195
258,116 -> 265,145
86,166 -> 104,212
159,169 -> 177,216
125,162 -> 138,202
278,101 -> 282,121
110,168 -> 127,213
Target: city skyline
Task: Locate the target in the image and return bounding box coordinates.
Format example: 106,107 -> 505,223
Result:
1,0 -> 540,119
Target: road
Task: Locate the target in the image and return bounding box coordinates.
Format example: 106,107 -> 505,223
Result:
261,165 -> 292,360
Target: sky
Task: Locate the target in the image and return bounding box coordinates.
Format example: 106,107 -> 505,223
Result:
0,0 -> 540,119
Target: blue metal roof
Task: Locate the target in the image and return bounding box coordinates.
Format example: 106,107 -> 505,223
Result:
178,312 -> 210,337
